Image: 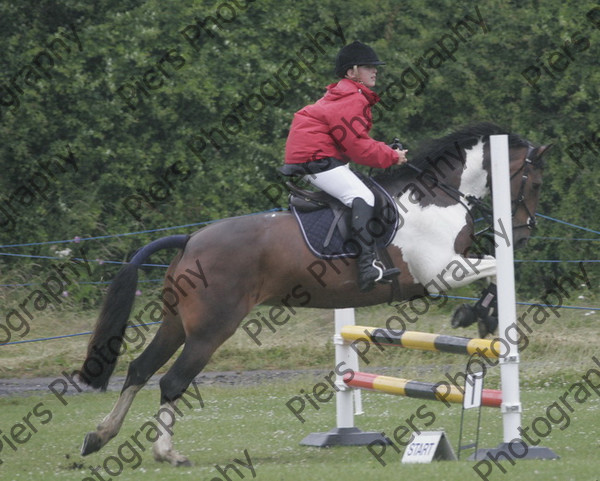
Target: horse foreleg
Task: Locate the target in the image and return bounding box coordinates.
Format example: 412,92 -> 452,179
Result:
424,255 -> 497,294
146,335 -> 215,465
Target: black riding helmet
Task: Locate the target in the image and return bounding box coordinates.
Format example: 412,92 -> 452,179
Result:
334,41 -> 385,78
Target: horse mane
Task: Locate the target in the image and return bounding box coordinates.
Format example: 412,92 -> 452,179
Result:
377,122 -> 532,180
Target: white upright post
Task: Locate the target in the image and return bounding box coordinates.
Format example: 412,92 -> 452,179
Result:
471,135 -> 557,460
335,308 -> 360,427
300,308 -> 387,447
489,135 -> 522,442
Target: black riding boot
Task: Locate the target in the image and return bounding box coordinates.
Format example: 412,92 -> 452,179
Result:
351,198 -> 400,292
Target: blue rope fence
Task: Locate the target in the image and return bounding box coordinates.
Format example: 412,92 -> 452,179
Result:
1,322 -> 163,347
2,297 -> 598,347
535,213 -> 600,237
0,210 -> 597,348
0,208 -> 283,249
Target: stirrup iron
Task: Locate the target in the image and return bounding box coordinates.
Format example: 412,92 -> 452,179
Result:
372,260 -> 401,284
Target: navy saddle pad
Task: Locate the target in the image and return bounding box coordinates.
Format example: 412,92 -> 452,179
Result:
290,181 -> 398,260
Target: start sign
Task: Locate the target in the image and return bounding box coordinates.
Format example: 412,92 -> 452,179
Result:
401,431 -> 457,463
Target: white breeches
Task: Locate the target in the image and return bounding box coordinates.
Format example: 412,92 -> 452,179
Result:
304,164 -> 375,207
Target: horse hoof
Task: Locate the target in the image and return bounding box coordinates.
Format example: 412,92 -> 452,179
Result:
478,316 -> 498,338
166,453 -> 192,467
81,431 -> 103,456
174,457 -> 192,467
153,447 -> 192,467
451,304 -> 477,328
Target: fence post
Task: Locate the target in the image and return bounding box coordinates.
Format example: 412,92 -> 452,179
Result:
470,135 -> 557,460
300,308 -> 388,447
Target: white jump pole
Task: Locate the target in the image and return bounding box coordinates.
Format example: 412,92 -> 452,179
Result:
334,308 -> 362,427
490,135 -> 522,441
472,135 -> 557,459
300,308 -> 387,447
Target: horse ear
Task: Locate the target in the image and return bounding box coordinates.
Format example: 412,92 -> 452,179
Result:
535,144 -> 554,159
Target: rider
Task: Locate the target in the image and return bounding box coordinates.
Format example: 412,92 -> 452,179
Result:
283,41 -> 408,292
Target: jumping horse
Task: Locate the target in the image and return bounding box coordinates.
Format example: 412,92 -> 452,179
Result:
79,122 -> 550,465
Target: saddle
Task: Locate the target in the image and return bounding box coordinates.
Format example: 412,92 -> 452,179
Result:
280,169 -> 399,260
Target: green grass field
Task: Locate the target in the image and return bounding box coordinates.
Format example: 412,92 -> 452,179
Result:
1,292 -> 599,480
1,380 -> 599,481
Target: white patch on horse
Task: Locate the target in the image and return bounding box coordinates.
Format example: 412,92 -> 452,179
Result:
391,140 -> 496,293
459,139 -> 489,202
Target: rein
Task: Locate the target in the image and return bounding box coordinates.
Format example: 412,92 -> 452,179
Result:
400,162 -> 492,223
386,142 -> 538,241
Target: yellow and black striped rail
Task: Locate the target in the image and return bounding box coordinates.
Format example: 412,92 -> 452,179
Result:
340,325 -> 500,358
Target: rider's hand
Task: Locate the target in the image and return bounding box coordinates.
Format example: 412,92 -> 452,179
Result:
394,149 -> 408,165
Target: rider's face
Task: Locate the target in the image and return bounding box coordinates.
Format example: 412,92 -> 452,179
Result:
347,65 -> 378,88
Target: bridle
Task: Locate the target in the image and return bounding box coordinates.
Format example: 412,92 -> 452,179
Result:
509,144 -> 539,231
392,140 -> 541,236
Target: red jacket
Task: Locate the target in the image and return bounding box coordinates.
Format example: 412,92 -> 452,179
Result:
284,78 -> 399,168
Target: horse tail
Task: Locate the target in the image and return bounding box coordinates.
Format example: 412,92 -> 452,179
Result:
80,234 -> 189,391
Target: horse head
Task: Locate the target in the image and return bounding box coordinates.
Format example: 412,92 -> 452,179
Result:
377,123 -> 552,251
503,143 -> 552,249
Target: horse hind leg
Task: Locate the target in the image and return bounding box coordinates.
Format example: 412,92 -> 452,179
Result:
81,315 -> 186,456
151,299 -> 251,466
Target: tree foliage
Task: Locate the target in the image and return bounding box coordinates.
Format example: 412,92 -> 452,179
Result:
1,0 -> 598,296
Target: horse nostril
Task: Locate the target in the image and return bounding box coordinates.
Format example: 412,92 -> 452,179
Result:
515,237 -> 529,249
